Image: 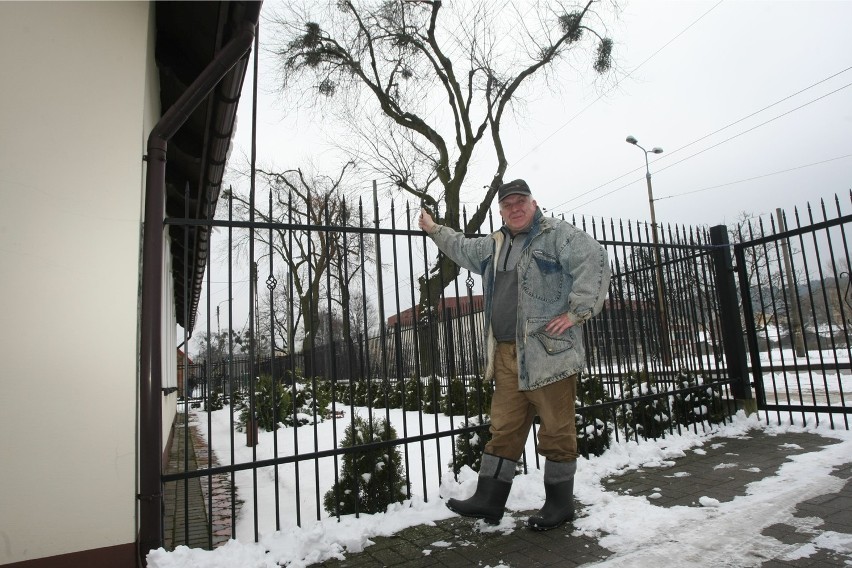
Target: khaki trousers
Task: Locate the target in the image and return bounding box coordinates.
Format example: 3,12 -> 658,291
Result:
484,342 -> 578,462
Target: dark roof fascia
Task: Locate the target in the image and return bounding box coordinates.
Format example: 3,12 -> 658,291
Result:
155,1 -> 262,332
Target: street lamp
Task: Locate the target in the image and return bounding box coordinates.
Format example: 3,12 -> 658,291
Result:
216,298 -> 233,335
626,135 -> 672,367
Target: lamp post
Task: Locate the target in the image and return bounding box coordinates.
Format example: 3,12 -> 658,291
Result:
216,298 -> 233,335
626,135 -> 672,367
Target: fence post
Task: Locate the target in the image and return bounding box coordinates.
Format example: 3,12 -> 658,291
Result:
776,208 -> 807,357
709,225 -> 755,413
443,306 -> 456,380
394,322 -> 404,379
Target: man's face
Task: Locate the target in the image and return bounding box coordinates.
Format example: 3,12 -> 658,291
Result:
499,194 -> 537,234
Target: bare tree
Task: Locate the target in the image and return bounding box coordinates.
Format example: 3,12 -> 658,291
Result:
270,0 -> 616,305
192,329 -> 250,364
223,162 -> 375,370
730,211 -> 812,356
821,258 -> 851,347
257,266 -> 294,355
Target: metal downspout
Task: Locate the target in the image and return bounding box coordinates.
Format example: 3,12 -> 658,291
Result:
138,22 -> 256,564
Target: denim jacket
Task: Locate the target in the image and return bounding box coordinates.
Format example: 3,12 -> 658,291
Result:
429,208 -> 610,390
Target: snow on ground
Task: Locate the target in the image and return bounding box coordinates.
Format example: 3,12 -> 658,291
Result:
147,410 -> 852,568
755,347 -> 850,408
573,415 -> 852,567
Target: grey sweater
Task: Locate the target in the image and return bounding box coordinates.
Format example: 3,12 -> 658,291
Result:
492,227 -> 528,341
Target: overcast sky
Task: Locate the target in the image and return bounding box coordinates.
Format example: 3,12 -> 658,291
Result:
228,0 -> 852,231
524,0 -> 852,229
199,0 -> 852,345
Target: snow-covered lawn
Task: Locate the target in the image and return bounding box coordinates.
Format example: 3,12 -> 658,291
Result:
754,347 -> 851,407
147,410 -> 852,568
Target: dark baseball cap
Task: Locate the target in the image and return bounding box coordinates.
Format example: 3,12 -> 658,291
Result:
498,179 -> 531,201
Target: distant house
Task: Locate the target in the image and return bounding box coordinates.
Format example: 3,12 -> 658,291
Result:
383,296 -> 486,378
0,2 -> 260,566
387,295 -> 485,328
177,348 -> 193,398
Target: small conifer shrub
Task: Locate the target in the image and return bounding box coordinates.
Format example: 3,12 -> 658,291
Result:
617,371 -> 672,440
323,414 -> 407,516
450,416 -> 490,474
441,376 -> 467,416
575,375 -> 613,458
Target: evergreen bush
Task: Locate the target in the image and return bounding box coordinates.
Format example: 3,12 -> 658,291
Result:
369,378 -> 387,409
575,375 -> 613,458
239,374 -> 292,432
323,414 -> 407,516
335,379 -> 355,406
346,378 -> 364,406
371,377 -> 404,409
617,370 -> 672,440
298,376 -> 333,420
465,375 -> 493,418
204,385 -> 225,412
402,376 -> 423,411
450,416 -> 490,474
391,378 -> 405,409
441,376 -> 467,416
672,371 -> 727,426
230,386 -> 246,410
422,377 -> 442,414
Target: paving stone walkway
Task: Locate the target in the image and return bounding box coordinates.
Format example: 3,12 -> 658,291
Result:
163,413 -> 240,550
312,431 -> 852,567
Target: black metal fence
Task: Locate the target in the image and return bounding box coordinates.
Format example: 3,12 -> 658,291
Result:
733,195 -> 851,429
162,189 -> 851,552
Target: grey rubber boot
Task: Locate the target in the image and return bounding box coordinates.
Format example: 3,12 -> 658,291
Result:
527,459 -> 576,531
446,453 -> 515,524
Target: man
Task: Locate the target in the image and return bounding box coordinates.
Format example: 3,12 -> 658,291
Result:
418,179 -> 610,530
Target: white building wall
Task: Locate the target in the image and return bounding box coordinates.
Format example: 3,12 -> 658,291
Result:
162,243 -> 178,447
0,2 -> 154,563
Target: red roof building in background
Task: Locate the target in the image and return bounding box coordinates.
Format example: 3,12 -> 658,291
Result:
387,295 -> 484,328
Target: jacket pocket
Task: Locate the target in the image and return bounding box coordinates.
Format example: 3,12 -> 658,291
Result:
528,320 -> 574,355
521,250 -> 563,303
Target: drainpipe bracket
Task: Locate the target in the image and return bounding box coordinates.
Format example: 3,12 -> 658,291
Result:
137,492 -> 163,502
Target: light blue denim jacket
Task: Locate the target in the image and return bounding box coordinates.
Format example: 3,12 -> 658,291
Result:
429,208 -> 610,390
